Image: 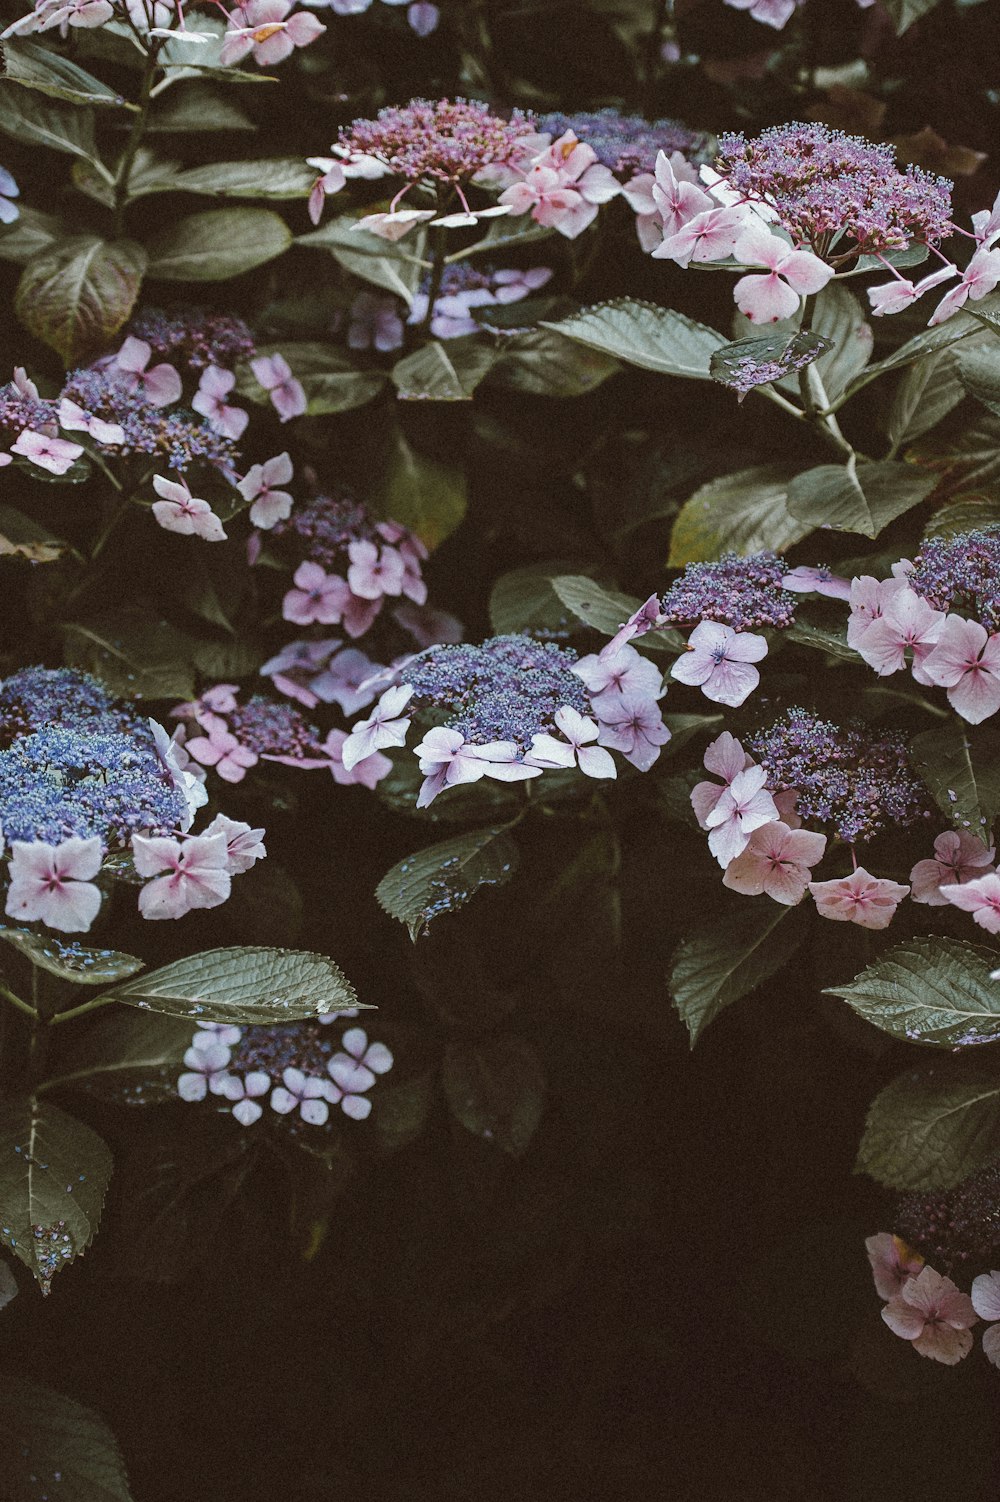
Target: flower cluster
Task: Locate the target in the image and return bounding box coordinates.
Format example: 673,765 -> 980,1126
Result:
340,634 -> 670,805
0,668 -> 264,932
177,1017 -> 393,1126
407,263 -> 554,339
126,307 -> 256,373
660,551 -> 798,632
865,1230 -> 1000,1370
910,528 -> 1000,635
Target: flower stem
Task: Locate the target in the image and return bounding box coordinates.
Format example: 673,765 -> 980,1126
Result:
415,211 -> 448,336
0,983 -> 37,1021
112,40 -> 163,238
52,994 -> 118,1026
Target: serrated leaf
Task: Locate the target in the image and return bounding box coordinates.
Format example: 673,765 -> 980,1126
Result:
43,1011 -> 194,1107
541,298 -> 725,379
785,460 -> 937,538
0,1099 -> 112,1292
669,904 -> 806,1046
0,1375 -> 134,1500
910,719 -> 1000,838
372,428 -> 467,549
808,282 -> 874,403
145,207 -> 291,281
172,157 -> 314,199
0,85 -> 101,161
0,929 -> 142,987
857,1066 -> 1000,1189
827,938 -> 1000,1048
2,40 -> 131,107
887,348 -> 965,448
669,464 -> 808,565
492,326 -> 620,396
0,205 -> 68,264
391,338 -> 495,401
710,329 -> 833,394
103,946 -> 357,1023
850,293 -> 1000,395
376,828 -> 520,939
442,1035 -> 546,1157
14,237 -> 146,364
488,562 -> 578,636
923,492 -> 1000,538
550,574 -> 683,653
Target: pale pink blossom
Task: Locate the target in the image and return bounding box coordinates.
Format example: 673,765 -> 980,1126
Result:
972,193 -> 1000,251
193,1021 -> 242,1050
220,0 -> 326,65
5,837 -> 103,933
347,539 -> 405,600
866,265 -> 956,317
282,561 -> 351,626
940,872 -> 1000,933
723,820 -> 826,904
351,209 -> 436,241
971,1272 -> 1000,1367
57,398 -> 125,447
809,867 -> 910,929
133,832 -> 232,920
239,451 -> 294,529
306,158 -> 346,225
670,620 -> 768,707
601,594 -> 668,659
177,1041 -> 232,1102
911,831 -> 995,905
595,694 -> 671,772
922,615 -> 1000,723
270,1067 -> 330,1125
572,645 -> 663,707
414,727 -> 539,807
525,705 -> 617,779
865,1232 -> 925,1300
781,566 -> 852,600
260,638 -> 339,709
321,729 -> 393,789
251,353 -> 306,422
703,765 -> 779,867
311,647 -> 382,717
341,684 -> 413,770
499,132 -> 620,239
853,586 -> 946,682
653,206 -> 748,267
192,366 -> 249,441
10,429 -> 83,476
1,0 -> 113,37
184,722 -> 258,782
690,731 -> 755,829
149,719 -> 207,832
732,224 -> 834,323
846,573 -> 911,651
645,149 -> 713,243
112,336 -> 182,407
928,247 -> 1000,325
882,1265 -> 977,1364
151,475 -> 227,541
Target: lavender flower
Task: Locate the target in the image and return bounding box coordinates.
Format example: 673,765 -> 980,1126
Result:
337,98 -> 534,186
0,666 -> 139,747
535,109 -> 711,178
59,368 -> 238,476
910,528 -> 1000,634
660,552 -> 798,631
223,696 -> 326,761
126,307 -> 256,371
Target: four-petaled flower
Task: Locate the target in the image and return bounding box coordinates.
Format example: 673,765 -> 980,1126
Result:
5,837 -> 103,933
595,694 -> 672,772
723,820 -> 827,904
112,336 -> 183,407
703,765 -> 779,867
341,685 -> 414,770
185,720 -> 259,783
251,353 -> 307,421
971,1272 -> 1000,1368
220,0 -> 326,66
670,620 -> 769,707
928,247 -> 1000,325
808,866 -> 910,929
690,731 -> 755,829
283,561 -> 350,625
526,705 -> 617,779
177,1041 -> 233,1102
731,224 -> 834,324
573,645 -> 663,706
11,429 -> 83,476
270,1065 -> 331,1125
239,451 -> 294,530
853,586 -> 946,682
326,1027 -> 394,1119
151,476 -> 227,541
133,832 -> 232,920
221,1070 -> 272,1126
653,206 -> 748,268
865,1232 -> 925,1301
882,1266 -> 978,1364
192,366 -> 249,441
910,830 -> 996,905
940,872 -> 1000,933
347,539 -> 405,599
922,615 -> 1000,723
413,726 -> 539,807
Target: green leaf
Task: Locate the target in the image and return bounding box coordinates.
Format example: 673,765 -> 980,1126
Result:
0,1098 -> 112,1292
391,338 -> 495,401
540,298 -> 725,379
145,207 -> 291,281
857,1065 -> 1000,1190
808,282 -> 874,403
2,40 -> 132,108
782,620 -> 856,661
550,574 -> 683,653
236,340 -> 385,415
172,157 -> 315,199
709,329 -> 833,394
0,85 -> 101,161
376,828 -> 520,940
887,348 -> 965,449
924,492 -> 1000,539
0,504 -> 68,563
372,428 -> 467,549
956,340 -> 1000,416
0,928 -> 142,987
881,0 -> 944,32
850,293 -> 1000,394
827,938 -> 1000,1049
910,719 -> 1000,838
0,1374 -> 134,1500
103,946 -> 358,1023
148,81 -> 256,134
669,904 -> 806,1046
909,410 -> 1000,492
785,460 -> 937,538
72,149 -> 182,209
668,465 -> 809,565
442,1036 -> 546,1157
446,215 -> 556,260
43,1011 -> 194,1107
63,615 -> 197,700
0,205 -> 68,264
489,562 -> 579,637
298,216 -> 427,305
14,236 -> 147,364
492,327 -> 620,396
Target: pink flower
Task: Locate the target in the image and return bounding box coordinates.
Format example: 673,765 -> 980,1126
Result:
10,429 -> 83,475
499,132 -> 620,239
220,0 -> 326,65
653,206 -> 748,267
151,475 -> 227,541
690,731 -> 755,829
647,149 -> 713,242
347,539 -> 406,600
177,1041 -> 233,1102
971,1272 -> 1000,1367
670,620 -> 769,708
251,353 -> 306,422
260,638 -> 339,708
341,684 -> 413,770
703,765 -> 779,867
351,209 -> 436,241
724,0 -> 797,26
347,292 -> 406,354
808,866 -> 910,929
282,561 -> 351,626
922,615 -> 1000,723
867,265 -> 957,317
846,572 -> 910,651
185,722 -> 259,783
201,813 -> 266,874
940,872 -> 1000,933
239,451 -> 294,530
572,645 -> 663,707
5,837 -> 103,933
270,1066 -> 330,1125
723,820 -> 827,904
595,694 -> 672,772
306,158 -> 346,225
853,586 -> 946,682
865,1232 -> 925,1301
321,729 -> 393,789
882,1265 -> 977,1364
601,594 -> 668,659
112,336 -> 182,407
526,705 -> 617,779
413,727 -> 539,807
911,831 -> 995,905
192,366 -> 249,441
928,247 -> 1000,325
781,566 -> 852,600
58,398 -> 125,447
972,193 -> 1000,250
133,832 -> 232,920
310,647 -> 381,717
326,1027 -> 394,1119
732,224 -> 834,323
